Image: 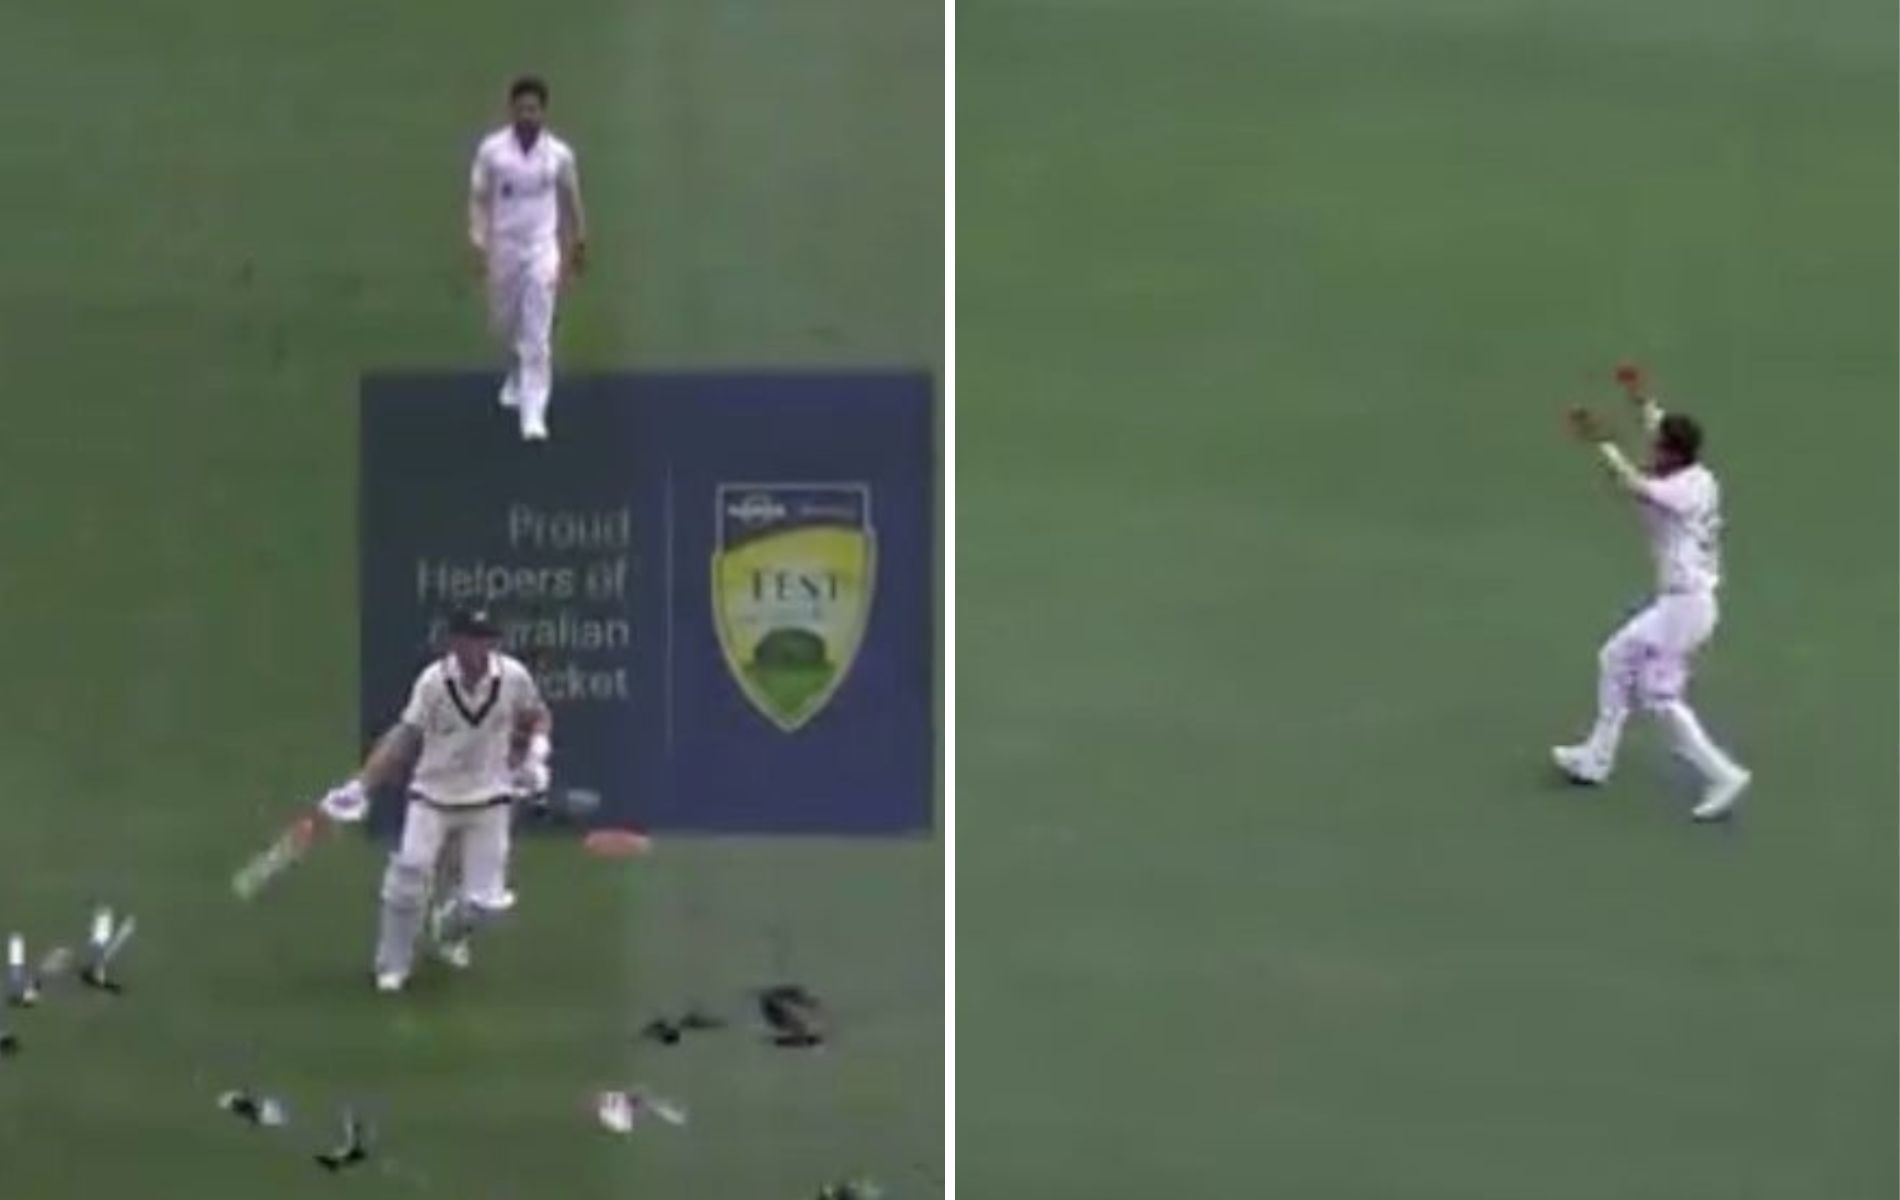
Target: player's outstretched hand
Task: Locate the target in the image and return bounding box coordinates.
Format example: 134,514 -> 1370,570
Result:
1566,405 -> 1606,444
1613,360 -> 1646,400
319,779 -> 369,824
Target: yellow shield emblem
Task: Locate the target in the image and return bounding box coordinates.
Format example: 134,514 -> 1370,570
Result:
713,484 -> 875,731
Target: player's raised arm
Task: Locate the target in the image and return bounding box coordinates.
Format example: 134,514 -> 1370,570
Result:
1567,404 -> 1647,485
557,148 -> 588,276
1637,397 -> 1665,436
1567,404 -> 1699,514
1614,361 -> 1665,435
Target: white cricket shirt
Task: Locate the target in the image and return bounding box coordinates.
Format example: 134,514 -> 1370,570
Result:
470,126 -> 577,255
1632,464 -> 1722,595
400,653 -> 545,806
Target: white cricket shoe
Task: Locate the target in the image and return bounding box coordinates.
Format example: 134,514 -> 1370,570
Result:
375,971 -> 407,994
427,900 -> 472,969
521,413 -> 548,442
435,940 -> 473,970
499,377 -> 521,408
1691,769 -> 1751,822
1550,744 -> 1607,786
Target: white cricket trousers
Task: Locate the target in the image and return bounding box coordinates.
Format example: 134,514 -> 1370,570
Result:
394,798 -> 513,906
374,797 -> 513,976
1574,590 -> 1744,784
488,242 -> 560,428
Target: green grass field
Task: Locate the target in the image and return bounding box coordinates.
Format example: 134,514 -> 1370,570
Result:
960,2 -> 1895,1197
0,2 -> 940,1196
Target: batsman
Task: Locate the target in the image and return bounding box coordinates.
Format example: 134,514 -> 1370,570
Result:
320,608 -> 553,993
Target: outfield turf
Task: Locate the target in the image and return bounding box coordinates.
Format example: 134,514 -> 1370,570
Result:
0,2 -> 940,1196
960,2 -> 1896,1197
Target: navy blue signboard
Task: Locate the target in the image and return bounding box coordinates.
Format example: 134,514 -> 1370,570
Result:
359,372 -> 934,836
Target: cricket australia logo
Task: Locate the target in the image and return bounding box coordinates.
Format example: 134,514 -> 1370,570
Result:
713,484 -> 874,732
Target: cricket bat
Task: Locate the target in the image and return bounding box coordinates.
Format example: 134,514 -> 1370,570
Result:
231,812 -> 323,901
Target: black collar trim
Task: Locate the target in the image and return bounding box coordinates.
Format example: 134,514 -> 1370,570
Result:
446,674 -> 501,727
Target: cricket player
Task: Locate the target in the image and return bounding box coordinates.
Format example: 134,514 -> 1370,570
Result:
322,609 -> 553,992
468,75 -> 588,442
1554,367 -> 1752,821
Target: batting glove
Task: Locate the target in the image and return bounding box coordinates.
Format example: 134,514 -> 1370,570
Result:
319,779 -> 369,824
512,759 -> 552,798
